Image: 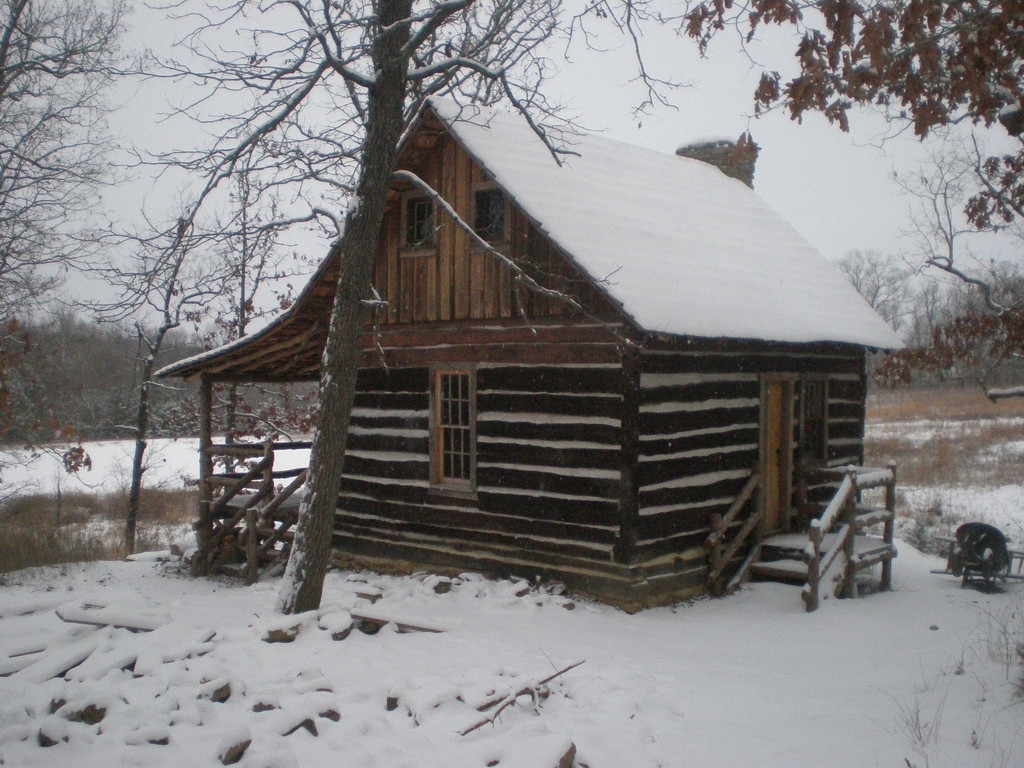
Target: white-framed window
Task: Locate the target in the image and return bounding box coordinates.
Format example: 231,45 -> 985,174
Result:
404,194 -> 436,249
431,367 -> 476,490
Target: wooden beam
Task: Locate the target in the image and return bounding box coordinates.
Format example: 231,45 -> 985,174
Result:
197,377 -> 214,554
202,321 -> 320,376
615,346 -> 640,565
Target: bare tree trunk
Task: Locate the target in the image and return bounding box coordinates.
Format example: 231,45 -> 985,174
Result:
276,0 -> 412,614
126,323 -> 173,554
126,353 -> 153,554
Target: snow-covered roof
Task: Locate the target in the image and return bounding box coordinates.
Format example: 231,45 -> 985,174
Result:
432,100 -> 903,349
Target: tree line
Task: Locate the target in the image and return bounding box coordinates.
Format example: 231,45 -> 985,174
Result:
1,311 -> 199,445
841,250 -> 1024,389
2,308 -> 317,442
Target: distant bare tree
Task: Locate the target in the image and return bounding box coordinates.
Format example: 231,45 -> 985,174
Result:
877,140 -> 1024,393
208,161 -> 310,445
0,0 -> 128,317
838,250 -> 911,335
87,218 -> 229,554
0,0 -> 128,485
2,310 -> 132,442
904,280 -> 949,349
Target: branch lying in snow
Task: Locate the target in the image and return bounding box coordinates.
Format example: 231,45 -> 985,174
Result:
392,170 -> 633,345
458,660 -> 584,736
55,602 -> 172,633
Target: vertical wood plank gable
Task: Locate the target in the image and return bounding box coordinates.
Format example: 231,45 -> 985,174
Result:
376,134 -> 620,329
438,139 -> 455,321
386,209 -> 400,323
470,250 -> 485,317
453,140 -> 470,320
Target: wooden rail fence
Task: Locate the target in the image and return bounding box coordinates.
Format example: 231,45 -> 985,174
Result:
803,463 -> 897,611
193,440 -> 310,582
704,471 -> 762,597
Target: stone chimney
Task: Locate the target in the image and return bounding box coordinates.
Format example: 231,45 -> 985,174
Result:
676,132 -> 759,188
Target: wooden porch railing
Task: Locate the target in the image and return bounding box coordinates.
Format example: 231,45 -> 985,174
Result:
802,462 -> 897,612
193,440 -> 311,582
705,472 -> 762,596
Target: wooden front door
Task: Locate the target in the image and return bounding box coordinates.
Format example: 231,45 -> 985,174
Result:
761,378 -> 794,534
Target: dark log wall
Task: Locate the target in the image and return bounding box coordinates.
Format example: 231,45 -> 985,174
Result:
633,341 -> 867,566
475,363 -> 623,560
338,366 -> 431,553
333,360 -> 631,586
635,364 -> 761,564
333,338 -> 867,604
824,373 -> 868,466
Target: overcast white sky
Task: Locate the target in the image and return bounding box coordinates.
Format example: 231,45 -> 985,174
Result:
93,3 -> 1020,313
547,14 -> 1018,266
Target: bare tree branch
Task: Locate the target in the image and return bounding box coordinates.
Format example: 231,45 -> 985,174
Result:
0,0 -> 130,316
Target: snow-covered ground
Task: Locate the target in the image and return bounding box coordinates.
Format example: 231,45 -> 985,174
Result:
0,422 -> 1022,767
899,485 -> 1024,546
1,439 -> 312,500
0,550 -> 1021,768
1,438 -> 203,497
865,418 -> 1024,546
867,417 -> 1024,448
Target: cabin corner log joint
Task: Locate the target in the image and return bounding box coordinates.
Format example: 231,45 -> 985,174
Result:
161,99 -> 903,609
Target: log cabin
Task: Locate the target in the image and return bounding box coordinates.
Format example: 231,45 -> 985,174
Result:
159,99 -> 902,609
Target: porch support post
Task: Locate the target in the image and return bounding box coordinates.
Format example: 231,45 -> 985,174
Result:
842,467 -> 858,599
881,461 -> 897,592
245,508 -> 258,585
197,376 -> 214,557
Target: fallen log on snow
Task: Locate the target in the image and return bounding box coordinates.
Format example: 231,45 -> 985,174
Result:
55,601 -> 171,632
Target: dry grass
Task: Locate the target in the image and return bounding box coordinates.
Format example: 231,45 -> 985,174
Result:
866,385 -> 1024,553
866,387 -> 1024,488
868,385 -> 1024,422
0,489 -> 196,574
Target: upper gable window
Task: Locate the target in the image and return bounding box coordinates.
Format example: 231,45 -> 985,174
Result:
405,195 -> 436,249
473,187 -> 507,243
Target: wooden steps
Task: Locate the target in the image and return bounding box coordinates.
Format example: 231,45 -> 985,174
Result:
750,557 -> 807,583
717,465 -> 899,610
193,443 -> 309,583
751,535 -> 895,585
